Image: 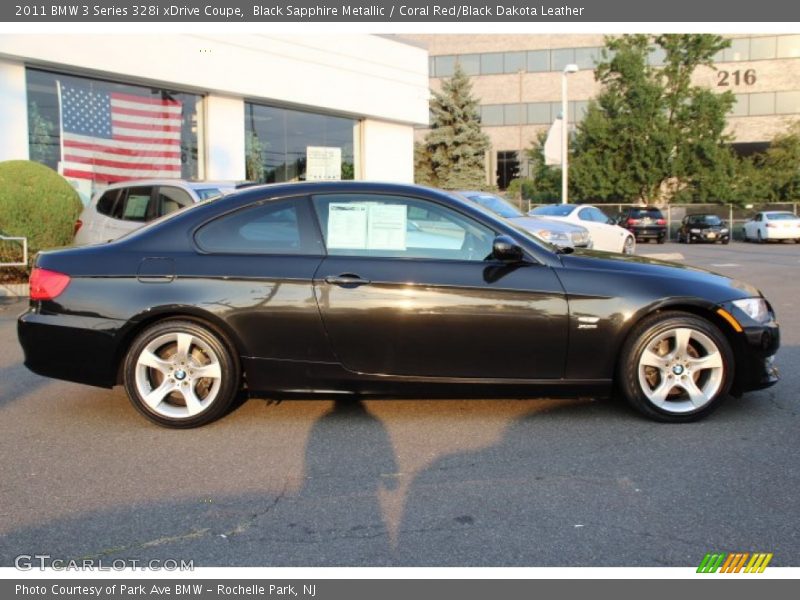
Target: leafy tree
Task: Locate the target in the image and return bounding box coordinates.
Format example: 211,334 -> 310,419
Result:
543,34 -> 735,204
754,122 -> 800,202
416,64 -> 490,190
245,131 -> 265,183
524,131 -> 563,202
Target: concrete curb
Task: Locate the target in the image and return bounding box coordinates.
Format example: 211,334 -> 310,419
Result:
0,283 -> 29,298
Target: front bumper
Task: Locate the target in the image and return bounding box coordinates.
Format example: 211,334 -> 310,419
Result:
688,230 -> 729,242
733,322 -> 780,393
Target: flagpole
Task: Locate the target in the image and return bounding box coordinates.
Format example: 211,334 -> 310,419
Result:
561,64 -> 579,204
56,80 -> 64,175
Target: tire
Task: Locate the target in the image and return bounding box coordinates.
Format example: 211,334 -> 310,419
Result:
722,238 -> 730,245
617,311 -> 734,423
623,236 -> 635,255
657,236 -> 665,244
757,230 -> 764,244
123,320 -> 240,428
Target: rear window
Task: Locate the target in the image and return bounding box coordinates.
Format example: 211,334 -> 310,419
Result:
194,188 -> 225,200
629,208 -> 664,218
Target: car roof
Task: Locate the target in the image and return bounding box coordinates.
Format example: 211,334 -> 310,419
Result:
98,179 -> 238,190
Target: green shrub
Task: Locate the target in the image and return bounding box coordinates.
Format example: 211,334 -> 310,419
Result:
0,160 -> 82,268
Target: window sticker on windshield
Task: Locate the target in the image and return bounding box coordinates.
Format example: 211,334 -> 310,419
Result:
327,203 -> 408,250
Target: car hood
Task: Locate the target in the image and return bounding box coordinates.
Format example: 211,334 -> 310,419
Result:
559,249 -> 761,301
510,216 -> 586,233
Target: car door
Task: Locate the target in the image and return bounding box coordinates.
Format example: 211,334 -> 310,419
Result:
311,192 -> 569,379
576,206 -> 616,251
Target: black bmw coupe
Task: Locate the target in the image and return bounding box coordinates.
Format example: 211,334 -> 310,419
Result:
18,182 -> 779,427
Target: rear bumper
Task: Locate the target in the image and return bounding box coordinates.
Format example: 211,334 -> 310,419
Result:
17,308 -> 125,388
628,227 -> 665,239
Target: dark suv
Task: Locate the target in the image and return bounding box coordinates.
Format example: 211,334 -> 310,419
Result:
617,206 -> 666,243
677,214 -> 731,244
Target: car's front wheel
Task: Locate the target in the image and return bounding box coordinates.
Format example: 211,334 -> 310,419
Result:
618,312 -> 733,422
123,320 -> 240,428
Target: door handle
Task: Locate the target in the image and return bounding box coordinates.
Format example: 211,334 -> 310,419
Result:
324,274 -> 371,286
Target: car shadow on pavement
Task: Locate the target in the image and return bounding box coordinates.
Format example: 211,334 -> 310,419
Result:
1,354 -> 796,568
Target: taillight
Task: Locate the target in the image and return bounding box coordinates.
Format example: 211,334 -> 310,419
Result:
74,219 -> 83,235
766,223 -> 777,228
627,218 -> 637,226
29,268 -> 71,301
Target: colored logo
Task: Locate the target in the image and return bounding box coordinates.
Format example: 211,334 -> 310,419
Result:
697,552 -> 773,573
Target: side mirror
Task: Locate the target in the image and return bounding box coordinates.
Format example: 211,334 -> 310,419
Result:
608,217 -> 616,225
492,235 -> 524,262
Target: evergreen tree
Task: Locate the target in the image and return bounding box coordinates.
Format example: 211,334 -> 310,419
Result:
417,64 -> 490,190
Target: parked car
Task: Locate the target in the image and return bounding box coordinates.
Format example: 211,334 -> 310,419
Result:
616,206 -> 667,243
457,191 -> 591,249
73,179 -> 239,246
19,182 -> 779,428
677,214 -> 731,244
743,211 -> 800,243
529,204 -> 636,254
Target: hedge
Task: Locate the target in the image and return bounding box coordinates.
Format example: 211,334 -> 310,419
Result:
0,160 -> 82,268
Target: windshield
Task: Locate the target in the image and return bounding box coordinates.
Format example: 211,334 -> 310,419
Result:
530,204 -> 574,217
690,215 -> 722,225
630,208 -> 663,218
193,187 -> 225,201
766,212 -> 798,221
462,193 -> 523,218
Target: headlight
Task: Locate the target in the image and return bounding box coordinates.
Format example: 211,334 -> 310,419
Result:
720,228 -> 729,233
732,298 -> 770,323
690,228 -> 701,233
535,229 -> 552,240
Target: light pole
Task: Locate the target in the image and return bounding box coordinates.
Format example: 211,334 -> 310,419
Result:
561,63 -> 579,204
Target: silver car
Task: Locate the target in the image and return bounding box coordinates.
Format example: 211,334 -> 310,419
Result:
457,191 -> 592,249
73,179 -> 238,246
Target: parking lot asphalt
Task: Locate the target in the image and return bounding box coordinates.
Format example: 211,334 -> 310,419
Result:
1,241 -> 798,567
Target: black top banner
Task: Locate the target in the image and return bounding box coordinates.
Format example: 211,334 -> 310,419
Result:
3,0 -> 800,22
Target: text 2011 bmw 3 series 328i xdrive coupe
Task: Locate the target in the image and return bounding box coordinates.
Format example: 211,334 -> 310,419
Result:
18,182 -> 779,428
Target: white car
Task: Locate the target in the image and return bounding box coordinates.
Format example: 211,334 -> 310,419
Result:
529,204 -> 636,254
743,211 -> 800,243
73,179 -> 239,246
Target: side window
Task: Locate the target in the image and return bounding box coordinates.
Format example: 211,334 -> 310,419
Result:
157,186 -> 194,217
109,186 -> 153,222
577,208 -> 593,222
312,194 -> 495,261
195,198 -> 322,255
589,207 -> 610,223
95,189 -> 122,216
755,214 -> 762,222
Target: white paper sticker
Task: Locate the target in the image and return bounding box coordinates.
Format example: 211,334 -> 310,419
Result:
307,146 -> 342,181
327,203 -> 368,249
367,204 -> 407,250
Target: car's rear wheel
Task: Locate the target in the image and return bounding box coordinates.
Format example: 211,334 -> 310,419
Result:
623,236 -> 635,254
123,320 -> 240,428
618,312 -> 733,422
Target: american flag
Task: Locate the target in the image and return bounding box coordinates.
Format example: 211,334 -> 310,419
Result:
58,82 -> 183,183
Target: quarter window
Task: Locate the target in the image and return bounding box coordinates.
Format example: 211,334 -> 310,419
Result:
195,198 -> 322,255
157,186 -> 194,217
312,194 -> 495,262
